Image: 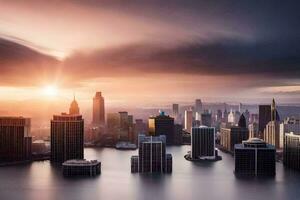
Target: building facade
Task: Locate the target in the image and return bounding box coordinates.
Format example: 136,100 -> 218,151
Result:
184,110 -> 193,133
92,92 -> 105,126
0,117 -> 32,164
131,135 -> 172,173
234,138 -> 276,176
284,132 -> 300,170
148,111 -> 175,145
191,126 -> 215,159
51,114 -> 84,163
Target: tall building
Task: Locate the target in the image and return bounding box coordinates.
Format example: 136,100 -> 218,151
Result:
172,104 -> 179,118
119,112 -> 129,140
259,105 -> 271,134
191,126 -> 215,159
263,99 -> 281,149
148,111 -> 175,145
234,138 -> 276,176
280,117 -> 300,148
249,122 -> 259,138
228,110 -> 235,124
69,96 -> 80,115
107,113 -> 120,137
184,110 -> 193,133
51,113 -> 84,163
131,135 -> 172,173
195,99 -> 203,114
264,121 -> 280,149
284,132 -> 300,170
201,111 -> 212,127
220,114 -> 249,153
0,117 -> 32,164
133,119 -> 147,144
92,92 -> 105,126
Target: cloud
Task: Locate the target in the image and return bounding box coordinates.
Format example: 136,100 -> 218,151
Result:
0,38 -> 59,86
62,37 -> 300,79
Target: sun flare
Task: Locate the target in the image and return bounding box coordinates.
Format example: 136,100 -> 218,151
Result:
43,85 -> 58,96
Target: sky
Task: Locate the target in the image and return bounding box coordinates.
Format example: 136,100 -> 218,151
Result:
0,0 -> 300,119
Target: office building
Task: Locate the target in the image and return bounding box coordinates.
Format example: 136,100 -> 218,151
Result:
284,132 -> 300,170
92,92 -> 105,126
119,111 -> 129,140
249,122 -> 259,138
195,99 -> 203,114
264,121 -> 280,149
51,113 -> 84,163
62,159 -> 101,177
191,126 -> 215,159
184,110 -> 193,133
172,104 -> 179,118
220,114 -> 249,153
0,117 -> 32,164
107,113 -> 120,138
148,111 -> 174,145
259,105 -> 271,134
201,111 -> 212,127
279,117 -> 300,148
234,138 -> 276,176
131,135 -> 172,173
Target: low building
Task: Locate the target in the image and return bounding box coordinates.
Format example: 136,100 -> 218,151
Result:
62,159 -> 101,177
283,132 -> 300,170
234,138 -> 276,176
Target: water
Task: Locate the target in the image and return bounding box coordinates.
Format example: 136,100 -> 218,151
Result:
1,146 -> 300,200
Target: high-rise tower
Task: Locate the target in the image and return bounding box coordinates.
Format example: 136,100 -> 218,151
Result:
93,92 -> 105,126
69,95 -> 80,115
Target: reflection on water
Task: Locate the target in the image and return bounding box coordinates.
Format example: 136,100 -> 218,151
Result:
1,146 -> 300,200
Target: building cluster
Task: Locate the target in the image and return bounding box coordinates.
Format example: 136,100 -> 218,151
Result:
2,94 -> 300,178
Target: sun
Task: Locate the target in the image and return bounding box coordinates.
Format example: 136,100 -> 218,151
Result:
43,85 -> 58,96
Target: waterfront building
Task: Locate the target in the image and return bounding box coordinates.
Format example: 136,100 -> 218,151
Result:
51,113 -> 84,163
191,126 -> 215,159
107,113 -> 120,138
0,117 -> 32,164
284,132 -> 300,170
148,111 -> 175,145
92,92 -> 105,126
131,135 -> 172,173
264,121 -> 280,149
62,159 -> 101,177
234,138 -> 276,176
280,117 -> 300,149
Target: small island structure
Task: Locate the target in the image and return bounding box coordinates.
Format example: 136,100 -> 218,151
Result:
62,159 -> 101,177
185,126 -> 222,162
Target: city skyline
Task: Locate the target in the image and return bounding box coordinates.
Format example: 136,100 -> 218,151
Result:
0,1 -> 300,112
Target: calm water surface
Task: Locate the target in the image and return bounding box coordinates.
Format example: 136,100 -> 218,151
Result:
1,146 -> 300,200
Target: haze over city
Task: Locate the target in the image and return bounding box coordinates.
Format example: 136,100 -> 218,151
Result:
1,1 -> 300,120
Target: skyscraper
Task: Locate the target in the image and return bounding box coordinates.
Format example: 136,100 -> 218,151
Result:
184,110 -> 193,133
148,111 -> 175,145
51,113 -> 84,163
107,113 -> 120,138
284,132 -> 300,170
131,135 -> 172,173
191,126 -> 215,159
234,138 -> 276,176
264,121 -> 280,149
0,117 -> 32,164
172,104 -> 179,118
201,111 -> 212,127
195,99 -> 203,114
93,92 -> 105,126
69,96 -> 80,115
119,111 -> 129,140
249,122 -> 259,138
220,114 -> 249,153
259,105 -> 271,134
